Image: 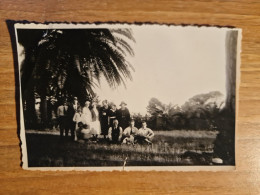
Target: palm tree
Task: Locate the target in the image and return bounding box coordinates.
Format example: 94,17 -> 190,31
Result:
213,30 -> 238,164
17,28 -> 135,128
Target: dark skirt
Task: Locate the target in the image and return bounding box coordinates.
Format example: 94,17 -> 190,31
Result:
100,120 -> 109,135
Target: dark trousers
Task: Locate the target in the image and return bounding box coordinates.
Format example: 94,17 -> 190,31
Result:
101,122 -> 109,136
134,135 -> 152,144
119,120 -> 128,131
59,116 -> 69,137
70,121 -> 76,138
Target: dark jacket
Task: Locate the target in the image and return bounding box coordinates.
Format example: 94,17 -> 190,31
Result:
116,108 -> 130,130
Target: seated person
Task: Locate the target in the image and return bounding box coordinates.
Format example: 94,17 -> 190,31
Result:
136,121 -> 155,144
122,119 -> 138,144
76,122 -> 94,141
108,119 -> 123,144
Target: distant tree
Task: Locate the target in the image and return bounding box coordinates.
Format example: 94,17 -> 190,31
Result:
146,92 -> 224,130
181,91 -> 224,130
168,106 -> 187,129
147,98 -> 174,130
181,91 -> 224,119
147,98 -> 164,116
132,113 -> 144,128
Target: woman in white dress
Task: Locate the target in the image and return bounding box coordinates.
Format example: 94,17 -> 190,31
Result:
82,101 -> 92,128
90,101 -> 101,137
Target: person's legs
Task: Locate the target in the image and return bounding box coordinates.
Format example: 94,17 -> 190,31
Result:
101,122 -> 105,138
63,117 -> 70,138
144,138 -> 152,144
135,135 -> 146,144
52,118 -> 58,130
60,127 -> 64,137
65,127 -> 69,137
59,117 -> 65,138
129,135 -> 135,144
121,135 -> 127,144
102,125 -> 108,139
70,121 -> 76,139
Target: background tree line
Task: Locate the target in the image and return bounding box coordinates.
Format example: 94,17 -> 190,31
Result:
133,91 -> 227,131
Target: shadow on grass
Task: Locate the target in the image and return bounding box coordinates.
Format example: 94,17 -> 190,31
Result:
26,133 -> 216,167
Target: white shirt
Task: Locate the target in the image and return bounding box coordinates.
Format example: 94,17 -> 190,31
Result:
138,127 -> 154,138
57,105 -> 68,117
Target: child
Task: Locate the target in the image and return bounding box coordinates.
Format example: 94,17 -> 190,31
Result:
73,108 -> 83,141
75,122 -> 93,142
81,124 -> 94,141
75,122 -> 84,141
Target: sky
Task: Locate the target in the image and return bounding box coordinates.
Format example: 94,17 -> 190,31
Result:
95,25 -> 228,115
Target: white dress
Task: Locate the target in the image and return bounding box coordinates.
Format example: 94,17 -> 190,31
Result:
90,108 -> 101,135
82,107 -> 92,126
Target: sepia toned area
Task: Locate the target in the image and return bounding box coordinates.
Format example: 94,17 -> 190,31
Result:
0,0 -> 260,194
15,24 -> 239,169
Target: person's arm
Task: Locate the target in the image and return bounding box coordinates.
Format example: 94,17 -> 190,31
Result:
98,108 -> 103,121
119,127 -> 123,141
108,111 -> 111,126
73,113 -> 77,122
132,127 -> 138,136
82,107 -> 86,114
126,108 -> 131,121
67,104 -> 71,117
57,107 -> 60,117
122,128 -> 129,137
147,129 -> 155,139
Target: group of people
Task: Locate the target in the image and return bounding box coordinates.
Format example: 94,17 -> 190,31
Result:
56,98 -> 154,145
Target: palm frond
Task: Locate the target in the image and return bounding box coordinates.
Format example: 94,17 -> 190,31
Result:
111,29 -> 136,43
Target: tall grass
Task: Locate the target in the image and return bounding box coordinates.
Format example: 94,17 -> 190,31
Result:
26,130 -> 218,167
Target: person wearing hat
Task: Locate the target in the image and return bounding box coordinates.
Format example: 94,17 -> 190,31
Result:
99,100 -> 110,139
116,101 -> 131,131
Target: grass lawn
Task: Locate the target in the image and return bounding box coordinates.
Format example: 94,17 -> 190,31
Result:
25,130 -> 218,167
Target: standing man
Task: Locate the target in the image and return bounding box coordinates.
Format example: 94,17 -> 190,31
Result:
57,100 -> 69,138
99,100 -> 109,139
68,97 -> 80,140
116,101 -> 130,131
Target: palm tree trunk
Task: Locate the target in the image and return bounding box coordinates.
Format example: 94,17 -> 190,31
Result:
213,30 -> 238,164
40,95 -> 48,129
225,30 -> 238,113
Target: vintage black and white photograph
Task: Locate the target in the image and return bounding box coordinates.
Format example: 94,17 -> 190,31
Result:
15,23 -> 241,171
